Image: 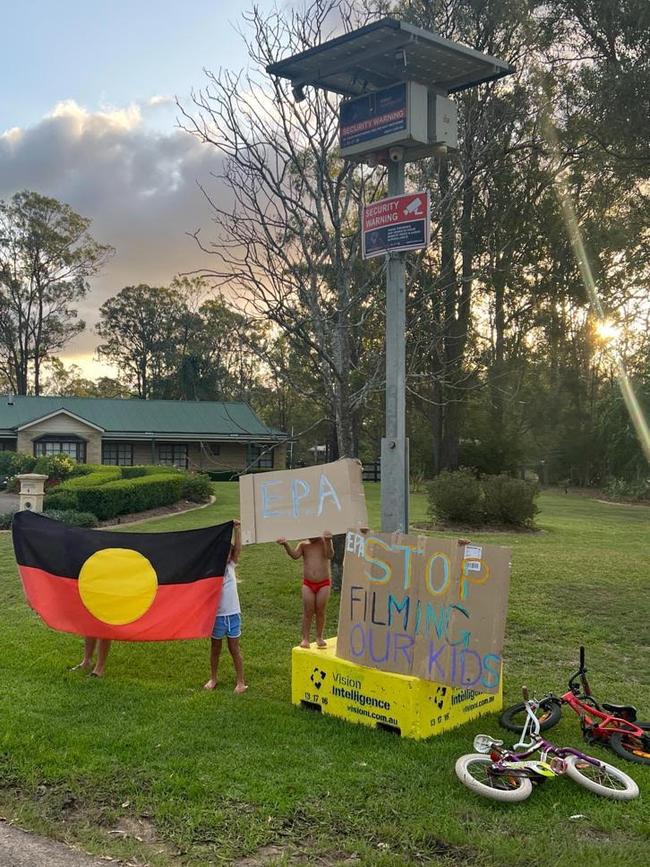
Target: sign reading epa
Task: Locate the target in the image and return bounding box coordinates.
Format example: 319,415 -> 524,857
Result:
362,192 -> 431,259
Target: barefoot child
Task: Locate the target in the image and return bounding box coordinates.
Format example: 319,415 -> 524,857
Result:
277,532 -> 334,648
204,519 -> 247,693
71,637 -> 112,678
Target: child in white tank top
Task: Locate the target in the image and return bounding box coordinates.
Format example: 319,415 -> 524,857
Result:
204,519 -> 247,693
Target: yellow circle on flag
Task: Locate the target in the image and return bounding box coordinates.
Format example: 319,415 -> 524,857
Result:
78,548 -> 158,625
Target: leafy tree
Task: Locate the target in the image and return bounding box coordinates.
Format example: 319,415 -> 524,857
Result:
0,191 -> 113,394
96,284 -> 186,399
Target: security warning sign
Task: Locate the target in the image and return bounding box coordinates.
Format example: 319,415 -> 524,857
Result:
362,192 -> 430,259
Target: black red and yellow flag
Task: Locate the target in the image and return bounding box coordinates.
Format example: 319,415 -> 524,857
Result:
12,511 -> 233,641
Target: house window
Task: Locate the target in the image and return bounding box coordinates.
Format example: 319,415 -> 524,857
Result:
250,444 -> 273,469
158,444 -> 188,469
33,438 -> 87,462
102,443 -> 133,466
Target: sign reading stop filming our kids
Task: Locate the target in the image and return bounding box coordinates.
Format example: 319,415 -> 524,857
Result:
336,532 -> 511,692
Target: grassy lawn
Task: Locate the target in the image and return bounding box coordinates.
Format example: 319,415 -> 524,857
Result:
0,485 -> 648,866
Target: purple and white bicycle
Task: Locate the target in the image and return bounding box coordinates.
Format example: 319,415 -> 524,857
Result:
455,687 -> 639,803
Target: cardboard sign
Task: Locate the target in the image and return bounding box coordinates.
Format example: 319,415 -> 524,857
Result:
362,192 -> 430,259
239,459 -> 368,545
336,532 -> 511,692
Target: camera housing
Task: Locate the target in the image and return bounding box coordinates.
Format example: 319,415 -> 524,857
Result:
388,146 -> 405,163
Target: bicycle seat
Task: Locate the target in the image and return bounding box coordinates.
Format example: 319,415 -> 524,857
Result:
602,702 -> 637,721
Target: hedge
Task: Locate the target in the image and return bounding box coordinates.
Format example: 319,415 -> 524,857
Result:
43,509 -> 99,528
76,473 -> 184,520
43,490 -> 80,511
182,473 -> 213,502
121,465 -> 180,479
428,470 -> 539,528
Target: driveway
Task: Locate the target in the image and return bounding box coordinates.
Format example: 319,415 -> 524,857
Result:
0,492 -> 19,512
0,822 -> 115,867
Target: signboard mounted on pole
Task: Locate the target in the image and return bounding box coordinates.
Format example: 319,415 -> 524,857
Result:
362,191 -> 430,259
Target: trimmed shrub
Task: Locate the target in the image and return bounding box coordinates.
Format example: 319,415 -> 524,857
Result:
44,490 -> 79,511
428,469 -> 484,524
76,473 -> 184,520
605,478 -> 650,502
0,451 -> 37,477
121,465 -> 180,479
0,510 -> 16,530
58,468 -> 122,491
43,509 -> 98,528
69,463 -> 106,477
33,453 -> 77,483
482,474 -> 539,527
182,473 -> 213,503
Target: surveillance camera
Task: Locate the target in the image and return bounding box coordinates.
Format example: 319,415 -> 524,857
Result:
292,84 -> 306,103
366,153 -> 379,168
431,143 -> 448,157
388,146 -> 405,163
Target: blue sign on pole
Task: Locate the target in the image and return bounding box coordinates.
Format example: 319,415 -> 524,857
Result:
340,83 -> 407,151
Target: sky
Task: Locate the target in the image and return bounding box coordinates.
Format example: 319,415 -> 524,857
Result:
0,0 -> 278,378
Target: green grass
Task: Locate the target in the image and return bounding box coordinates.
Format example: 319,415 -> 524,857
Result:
0,485 -> 648,866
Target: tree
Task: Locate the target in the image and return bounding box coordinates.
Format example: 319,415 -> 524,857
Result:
42,359 -> 128,398
96,284 -> 186,399
0,191 -> 113,394
178,0 -> 385,458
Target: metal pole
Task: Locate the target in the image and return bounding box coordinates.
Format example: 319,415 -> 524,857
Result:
381,158 -> 409,532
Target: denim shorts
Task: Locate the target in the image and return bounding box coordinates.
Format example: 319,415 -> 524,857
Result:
211,613 -> 241,639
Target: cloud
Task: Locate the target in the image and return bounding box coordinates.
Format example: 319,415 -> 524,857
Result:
0,97 -> 228,369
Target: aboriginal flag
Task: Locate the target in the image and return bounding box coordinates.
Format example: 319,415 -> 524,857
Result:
12,511 -> 233,641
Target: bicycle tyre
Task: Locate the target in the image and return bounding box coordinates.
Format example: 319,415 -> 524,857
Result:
455,754 -> 533,802
499,698 -> 562,733
608,724 -> 650,765
565,754 -> 639,800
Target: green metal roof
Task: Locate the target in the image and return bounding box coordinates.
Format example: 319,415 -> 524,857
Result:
0,396 -> 285,441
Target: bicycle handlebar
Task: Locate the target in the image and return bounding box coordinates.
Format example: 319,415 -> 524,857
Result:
522,685 -> 529,701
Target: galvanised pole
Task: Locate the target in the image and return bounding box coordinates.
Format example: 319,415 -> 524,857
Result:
381,157 -> 409,532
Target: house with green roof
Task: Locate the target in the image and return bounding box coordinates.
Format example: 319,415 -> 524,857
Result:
0,396 -> 286,475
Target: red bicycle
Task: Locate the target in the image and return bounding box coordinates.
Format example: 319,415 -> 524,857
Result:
500,647 -> 650,765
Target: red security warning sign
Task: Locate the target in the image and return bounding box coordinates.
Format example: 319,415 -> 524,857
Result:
362,192 -> 430,259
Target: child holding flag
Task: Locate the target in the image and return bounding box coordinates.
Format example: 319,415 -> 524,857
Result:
204,518 -> 247,693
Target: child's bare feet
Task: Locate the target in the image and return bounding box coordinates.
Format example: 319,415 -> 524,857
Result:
300,638 -> 310,648
203,678 -> 218,690
316,637 -> 327,648
234,682 -> 248,694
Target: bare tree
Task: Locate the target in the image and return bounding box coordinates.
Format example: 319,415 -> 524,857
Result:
178,0 -> 386,458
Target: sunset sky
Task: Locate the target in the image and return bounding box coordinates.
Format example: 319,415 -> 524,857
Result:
1,0 -> 276,377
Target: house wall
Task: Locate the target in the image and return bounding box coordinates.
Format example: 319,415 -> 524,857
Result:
17,416 -> 102,463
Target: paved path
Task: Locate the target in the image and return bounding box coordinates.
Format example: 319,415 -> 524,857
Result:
0,822 -> 116,867
0,492 -> 19,511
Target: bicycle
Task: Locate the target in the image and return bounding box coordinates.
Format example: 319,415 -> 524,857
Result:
455,687 -> 639,803
499,647 -> 650,765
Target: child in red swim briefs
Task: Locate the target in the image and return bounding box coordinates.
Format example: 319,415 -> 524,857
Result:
277,532 -> 334,648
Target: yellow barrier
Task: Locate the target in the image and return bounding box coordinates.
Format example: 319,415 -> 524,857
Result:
292,638 -> 502,739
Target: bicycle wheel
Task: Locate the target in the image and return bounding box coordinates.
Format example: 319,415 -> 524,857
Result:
455,754 -> 532,802
609,724 -> 650,766
565,754 -> 639,800
499,698 -> 562,733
